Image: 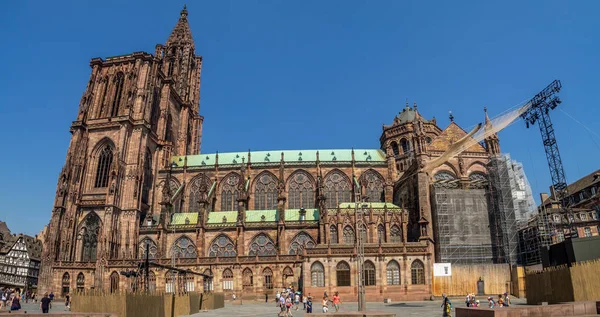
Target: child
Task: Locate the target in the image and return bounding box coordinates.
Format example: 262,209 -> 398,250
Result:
487,296 -> 495,308
497,294 -> 504,307
306,298 -> 313,313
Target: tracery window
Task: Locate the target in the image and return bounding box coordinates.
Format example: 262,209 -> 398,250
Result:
139,238 -> 158,259
434,171 -> 456,181
94,145 -> 113,188
330,225 -> 339,244
242,268 -> 253,289
97,78 -> 108,118
248,234 -> 276,256
359,224 -> 368,243
208,234 -> 236,257
76,272 -> 85,291
288,171 -> 315,209
148,271 -> 156,292
254,173 -> 278,210
79,212 -> 101,262
189,174 -> 211,213
377,224 -> 385,243
364,261 -> 376,286
324,170 -> 352,208
386,261 -> 400,285
361,170 -> 385,203
434,171 -> 458,188
202,270 -> 211,292
469,172 -> 487,181
263,267 -> 274,289
110,72 -> 124,117
411,260 -> 425,285
222,269 -> 234,291
310,261 -> 325,287
221,173 -> 240,211
336,261 -> 351,287
390,225 -> 402,243
62,272 -> 70,296
343,226 -> 355,244
288,232 -> 316,255
150,87 -> 160,133
110,271 -> 119,293
170,236 -> 197,259
141,150 -> 153,204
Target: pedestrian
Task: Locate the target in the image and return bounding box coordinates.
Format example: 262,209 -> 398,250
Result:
465,293 -> 471,307
306,297 -> 313,313
232,293 -> 236,301
332,292 -> 341,312
441,293 -> 452,317
11,293 -> 21,311
497,294 -> 504,307
503,293 -> 511,307
49,292 -> 54,302
321,296 -> 329,313
302,294 -> 307,310
294,293 -> 300,310
276,291 -> 280,303
279,294 -> 286,313
65,293 -> 70,308
487,296 -> 495,308
285,297 -> 293,317
1,293 -> 6,310
265,293 -> 268,303
40,293 -> 52,314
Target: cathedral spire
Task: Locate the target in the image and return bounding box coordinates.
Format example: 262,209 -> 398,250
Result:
166,5 -> 194,46
484,107 -> 491,124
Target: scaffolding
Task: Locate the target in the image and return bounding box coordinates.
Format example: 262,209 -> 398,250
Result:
432,179 -> 494,264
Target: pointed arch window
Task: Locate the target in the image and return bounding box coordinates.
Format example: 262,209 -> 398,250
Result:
263,267 -> 274,289
242,268 -> 253,289
208,235 -> 236,257
401,139 -> 410,154
202,270 -> 211,292
386,261 -> 400,285
288,171 -> 315,209
336,261 -> 351,287
165,114 -> 173,143
361,170 -> 385,203
110,271 -> 119,293
390,225 -> 402,243
254,173 -> 278,210
142,150 -> 153,204
391,141 -> 400,156
97,78 -> 108,118
139,238 -> 158,259
189,174 -> 210,212
171,236 -> 197,259
148,271 -> 156,292
76,272 -> 85,291
343,226 -> 355,244
359,224 -> 368,243
411,260 -> 425,285
111,72 -> 124,117
377,224 -> 385,243
288,232 -> 316,255
150,87 -> 161,133
222,269 -> 234,291
62,272 -> 70,296
364,261 -> 376,286
310,261 -> 325,287
79,212 -> 100,262
330,225 -> 339,244
94,145 -> 113,188
221,173 -> 240,211
324,170 -> 352,208
248,234 -> 276,256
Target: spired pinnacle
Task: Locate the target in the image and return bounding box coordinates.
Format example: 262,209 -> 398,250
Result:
449,111 -> 454,122
484,107 -> 491,123
181,4 -> 188,18
167,4 -> 194,46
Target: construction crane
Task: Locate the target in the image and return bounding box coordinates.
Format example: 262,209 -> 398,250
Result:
520,80 -> 576,244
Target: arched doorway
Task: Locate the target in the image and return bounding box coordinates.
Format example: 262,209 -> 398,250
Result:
282,267 -> 294,289
61,273 -> 70,296
110,271 -> 119,293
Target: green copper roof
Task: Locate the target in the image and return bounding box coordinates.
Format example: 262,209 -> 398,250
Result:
337,202 -> 402,209
285,209 -> 319,221
207,211 -> 238,224
246,210 -> 277,222
172,149 -> 386,167
171,212 -> 198,225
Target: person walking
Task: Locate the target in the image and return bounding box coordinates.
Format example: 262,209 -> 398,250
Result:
285,297 -> 293,317
487,296 -> 495,308
306,297 -> 313,313
503,293 -> 511,307
49,292 -> 54,302
10,293 -> 21,311
40,293 -> 52,314
441,293 -> 452,317
302,294 -> 307,310
65,293 -> 70,308
332,292 -> 341,312
321,296 -> 329,313
294,293 -> 300,310
265,293 -> 268,303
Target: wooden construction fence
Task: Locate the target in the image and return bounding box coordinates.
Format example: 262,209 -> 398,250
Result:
526,259 -> 600,304
432,264 -> 511,296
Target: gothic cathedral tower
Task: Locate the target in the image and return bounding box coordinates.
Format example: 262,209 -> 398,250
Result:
39,7 -> 202,293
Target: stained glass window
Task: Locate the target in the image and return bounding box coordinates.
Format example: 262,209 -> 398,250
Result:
336,261 -> 351,287
390,225 -> 402,243
364,261 -> 376,286
189,173 -> 211,212
288,171 -> 315,209
361,170 -> 385,202
343,226 -> 355,244
386,261 -> 400,285
411,260 -> 425,285
254,173 -> 278,210
434,171 -> 456,181
76,273 -> 85,291
171,236 -> 197,259
243,268 -> 253,289
359,224 -> 368,243
330,225 -> 338,244
248,234 -> 276,256
79,212 -> 101,262
208,235 -> 236,257
311,262 -> 325,287
324,170 -> 352,208
469,172 -> 487,181
263,267 -> 273,289
139,238 -> 158,259
222,269 -> 233,290
288,232 -> 316,255
377,224 -> 385,243
221,173 -> 240,211
94,145 -> 113,188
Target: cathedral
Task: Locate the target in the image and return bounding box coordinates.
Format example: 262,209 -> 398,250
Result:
39,7 -> 502,301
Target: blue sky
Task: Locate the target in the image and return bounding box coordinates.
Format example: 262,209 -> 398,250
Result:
1,0 -> 599,236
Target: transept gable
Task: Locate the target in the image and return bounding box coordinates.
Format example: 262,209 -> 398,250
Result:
427,122 -> 486,153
